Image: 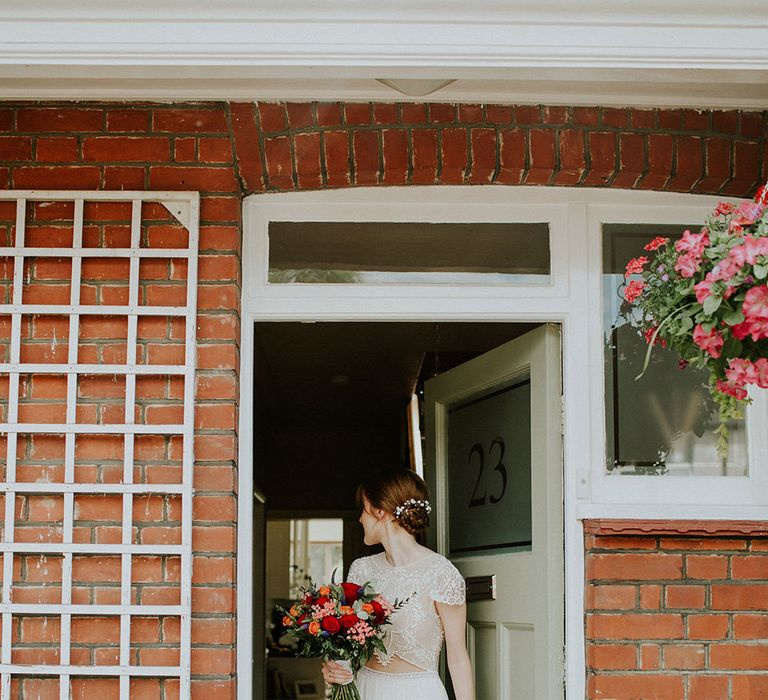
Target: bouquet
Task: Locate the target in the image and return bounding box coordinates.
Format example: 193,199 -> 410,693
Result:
624,184 -> 768,456
277,573 -> 408,700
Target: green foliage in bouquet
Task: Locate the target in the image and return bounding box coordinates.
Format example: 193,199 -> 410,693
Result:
276,573 -> 409,700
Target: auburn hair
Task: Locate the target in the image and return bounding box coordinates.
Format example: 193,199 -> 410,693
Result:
355,467 -> 431,536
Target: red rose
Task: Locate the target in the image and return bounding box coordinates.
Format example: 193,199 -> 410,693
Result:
341,583 -> 361,604
369,600 -> 385,623
340,614 -> 359,630
315,596 -> 330,607
297,613 -> 308,625
322,616 -> 341,633
303,594 -> 314,605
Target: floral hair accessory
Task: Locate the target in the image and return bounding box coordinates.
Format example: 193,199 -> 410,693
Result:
393,498 -> 432,519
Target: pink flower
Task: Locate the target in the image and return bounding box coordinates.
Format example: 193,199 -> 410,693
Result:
714,202 -> 736,216
623,279 -> 645,303
743,285 -> 768,320
710,257 -> 741,283
675,229 -> 710,257
755,358 -> 768,389
729,236 -> 768,267
643,326 -> 667,348
730,201 -> 764,230
625,256 -> 650,278
715,379 -> 749,401
694,277 -> 715,304
725,358 -> 758,387
692,324 -> 724,358
730,317 -> 768,342
644,236 -> 670,251
675,252 -> 702,278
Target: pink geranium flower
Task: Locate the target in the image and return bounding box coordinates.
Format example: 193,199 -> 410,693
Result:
625,256 -> 650,278
623,279 -> 645,303
644,236 -> 670,251
692,324 -> 724,358
714,202 -> 736,216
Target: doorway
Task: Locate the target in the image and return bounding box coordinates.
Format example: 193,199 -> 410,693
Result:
252,321 -> 564,699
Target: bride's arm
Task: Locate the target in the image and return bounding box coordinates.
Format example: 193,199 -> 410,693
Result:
436,601 -> 475,700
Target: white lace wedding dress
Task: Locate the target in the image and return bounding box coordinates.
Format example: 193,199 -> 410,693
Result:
346,550 -> 466,700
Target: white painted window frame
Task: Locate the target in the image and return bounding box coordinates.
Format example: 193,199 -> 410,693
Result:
237,186 -> 767,700
0,190 -> 199,700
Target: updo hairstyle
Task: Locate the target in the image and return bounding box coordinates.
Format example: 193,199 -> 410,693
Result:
355,467 -> 431,536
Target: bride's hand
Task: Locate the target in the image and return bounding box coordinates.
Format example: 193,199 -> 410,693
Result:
321,660 -> 354,685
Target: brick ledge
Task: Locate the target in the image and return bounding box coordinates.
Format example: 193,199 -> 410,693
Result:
583,519 -> 768,537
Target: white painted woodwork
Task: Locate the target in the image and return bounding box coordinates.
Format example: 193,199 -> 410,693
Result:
238,185 -> 768,700
424,325 -> 564,699
0,190 -> 199,700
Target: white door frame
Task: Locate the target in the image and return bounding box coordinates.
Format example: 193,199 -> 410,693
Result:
235,185 -> 760,700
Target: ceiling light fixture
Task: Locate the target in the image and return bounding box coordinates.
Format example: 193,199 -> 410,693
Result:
377,78 -> 457,97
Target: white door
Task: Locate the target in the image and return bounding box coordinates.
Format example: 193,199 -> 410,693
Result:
425,324 -> 563,700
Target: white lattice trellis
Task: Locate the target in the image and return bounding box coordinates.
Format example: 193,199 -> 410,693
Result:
0,190 -> 199,699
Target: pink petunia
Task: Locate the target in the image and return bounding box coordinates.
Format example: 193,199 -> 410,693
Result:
725,358 -> 758,387
729,201 -> 764,230
675,229 -> 710,257
728,236 -> 768,267
730,317 -> 768,342
694,276 -> 715,304
675,253 -> 702,278
755,358 -> 768,389
710,257 -> 741,283
743,285 -> 768,320
692,324 -> 724,359
715,379 -> 749,401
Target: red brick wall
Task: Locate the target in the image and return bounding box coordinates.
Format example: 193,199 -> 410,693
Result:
0,100 -> 767,699
228,102 -> 767,197
586,523 -> 768,700
1,102 -> 241,700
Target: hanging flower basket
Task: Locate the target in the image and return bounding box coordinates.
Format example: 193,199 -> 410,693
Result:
624,185 -> 768,457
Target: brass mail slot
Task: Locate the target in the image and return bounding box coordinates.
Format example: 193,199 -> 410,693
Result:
465,574 -> 496,602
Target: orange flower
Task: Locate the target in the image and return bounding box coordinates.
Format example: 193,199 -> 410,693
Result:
289,606 -> 300,617
361,603 -> 373,614
282,615 -> 293,627
308,621 -> 321,635
340,605 -> 353,615
318,586 -> 331,596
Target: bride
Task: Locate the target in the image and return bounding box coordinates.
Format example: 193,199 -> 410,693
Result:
322,467 -> 475,700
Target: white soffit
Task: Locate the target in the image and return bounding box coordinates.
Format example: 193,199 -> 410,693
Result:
0,0 -> 767,108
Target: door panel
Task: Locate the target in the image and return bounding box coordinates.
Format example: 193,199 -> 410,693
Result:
425,324 -> 563,699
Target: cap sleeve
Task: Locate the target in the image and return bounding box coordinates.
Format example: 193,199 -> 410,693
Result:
346,557 -> 367,585
431,558 -> 466,606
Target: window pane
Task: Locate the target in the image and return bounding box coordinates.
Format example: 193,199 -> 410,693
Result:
268,221 -> 550,284
602,224 -> 748,476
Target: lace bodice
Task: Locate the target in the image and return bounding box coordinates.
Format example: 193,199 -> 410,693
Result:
346,551 -> 466,673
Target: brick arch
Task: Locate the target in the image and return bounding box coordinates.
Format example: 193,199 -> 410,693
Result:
230,102 -> 768,198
